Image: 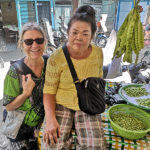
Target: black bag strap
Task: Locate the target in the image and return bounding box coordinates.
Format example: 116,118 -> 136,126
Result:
62,44 -> 80,84
7,55 -> 49,114
11,55 -> 48,76
43,55 -> 49,73
10,55 -> 48,90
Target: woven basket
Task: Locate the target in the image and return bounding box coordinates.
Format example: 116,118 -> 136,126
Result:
107,104 -> 150,140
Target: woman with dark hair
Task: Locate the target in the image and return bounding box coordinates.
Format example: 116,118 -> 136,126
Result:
2,22 -> 48,150
43,5 -> 107,150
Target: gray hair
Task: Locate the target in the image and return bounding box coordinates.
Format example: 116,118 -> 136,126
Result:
18,22 -> 47,48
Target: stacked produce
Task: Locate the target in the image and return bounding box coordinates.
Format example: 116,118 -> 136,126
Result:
124,86 -> 149,97
113,0 -> 144,64
136,98 -> 150,107
111,112 -> 145,131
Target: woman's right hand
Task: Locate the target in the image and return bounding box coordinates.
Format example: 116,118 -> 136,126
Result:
22,74 -> 35,97
5,74 -> 35,111
44,118 -> 60,146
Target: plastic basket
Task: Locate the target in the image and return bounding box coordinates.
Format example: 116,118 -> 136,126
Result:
107,104 -> 150,140
119,84 -> 150,111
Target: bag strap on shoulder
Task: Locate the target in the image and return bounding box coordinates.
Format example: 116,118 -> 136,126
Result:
11,55 -> 48,75
43,54 -> 49,73
11,58 -> 28,75
10,55 -> 48,90
62,44 -> 80,84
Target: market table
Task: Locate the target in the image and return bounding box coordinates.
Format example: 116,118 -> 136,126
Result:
102,110 -> 150,150
38,82 -> 150,150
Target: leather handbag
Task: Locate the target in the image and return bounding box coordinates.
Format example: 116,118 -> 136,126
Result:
0,109 -> 26,139
62,44 -> 106,115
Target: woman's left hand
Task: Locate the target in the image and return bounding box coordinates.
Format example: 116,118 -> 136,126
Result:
43,118 -> 60,146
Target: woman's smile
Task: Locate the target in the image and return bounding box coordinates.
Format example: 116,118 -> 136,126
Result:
22,30 -> 45,59
30,49 -> 41,52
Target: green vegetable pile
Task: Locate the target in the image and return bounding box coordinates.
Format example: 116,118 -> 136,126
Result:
124,86 -> 149,97
136,98 -> 150,107
111,112 -> 145,131
113,0 -> 144,64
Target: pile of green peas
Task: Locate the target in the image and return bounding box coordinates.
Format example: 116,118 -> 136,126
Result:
136,98 -> 150,107
111,112 -> 145,131
124,86 -> 149,97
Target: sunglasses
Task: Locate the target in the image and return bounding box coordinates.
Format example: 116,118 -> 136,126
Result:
23,38 -> 44,46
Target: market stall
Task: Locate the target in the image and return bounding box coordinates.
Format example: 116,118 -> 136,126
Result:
38,82 -> 150,150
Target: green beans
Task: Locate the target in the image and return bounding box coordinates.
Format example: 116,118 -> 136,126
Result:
124,86 -> 149,97
136,98 -> 150,107
111,112 -> 145,131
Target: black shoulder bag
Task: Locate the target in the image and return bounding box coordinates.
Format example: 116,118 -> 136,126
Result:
62,44 -> 106,115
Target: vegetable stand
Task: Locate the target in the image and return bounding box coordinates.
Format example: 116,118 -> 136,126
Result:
38,81 -> 150,150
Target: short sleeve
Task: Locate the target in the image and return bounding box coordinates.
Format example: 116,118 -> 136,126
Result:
43,56 -> 61,94
3,65 -> 21,106
98,47 -> 104,78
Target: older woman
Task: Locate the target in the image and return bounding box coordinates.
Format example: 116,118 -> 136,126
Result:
43,5 -> 107,150
2,22 -> 48,150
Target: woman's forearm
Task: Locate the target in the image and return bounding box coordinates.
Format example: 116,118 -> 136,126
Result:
5,93 -> 29,111
43,94 -> 56,123
5,74 -> 35,111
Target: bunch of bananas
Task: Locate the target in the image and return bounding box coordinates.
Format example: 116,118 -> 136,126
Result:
113,0 -> 144,64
